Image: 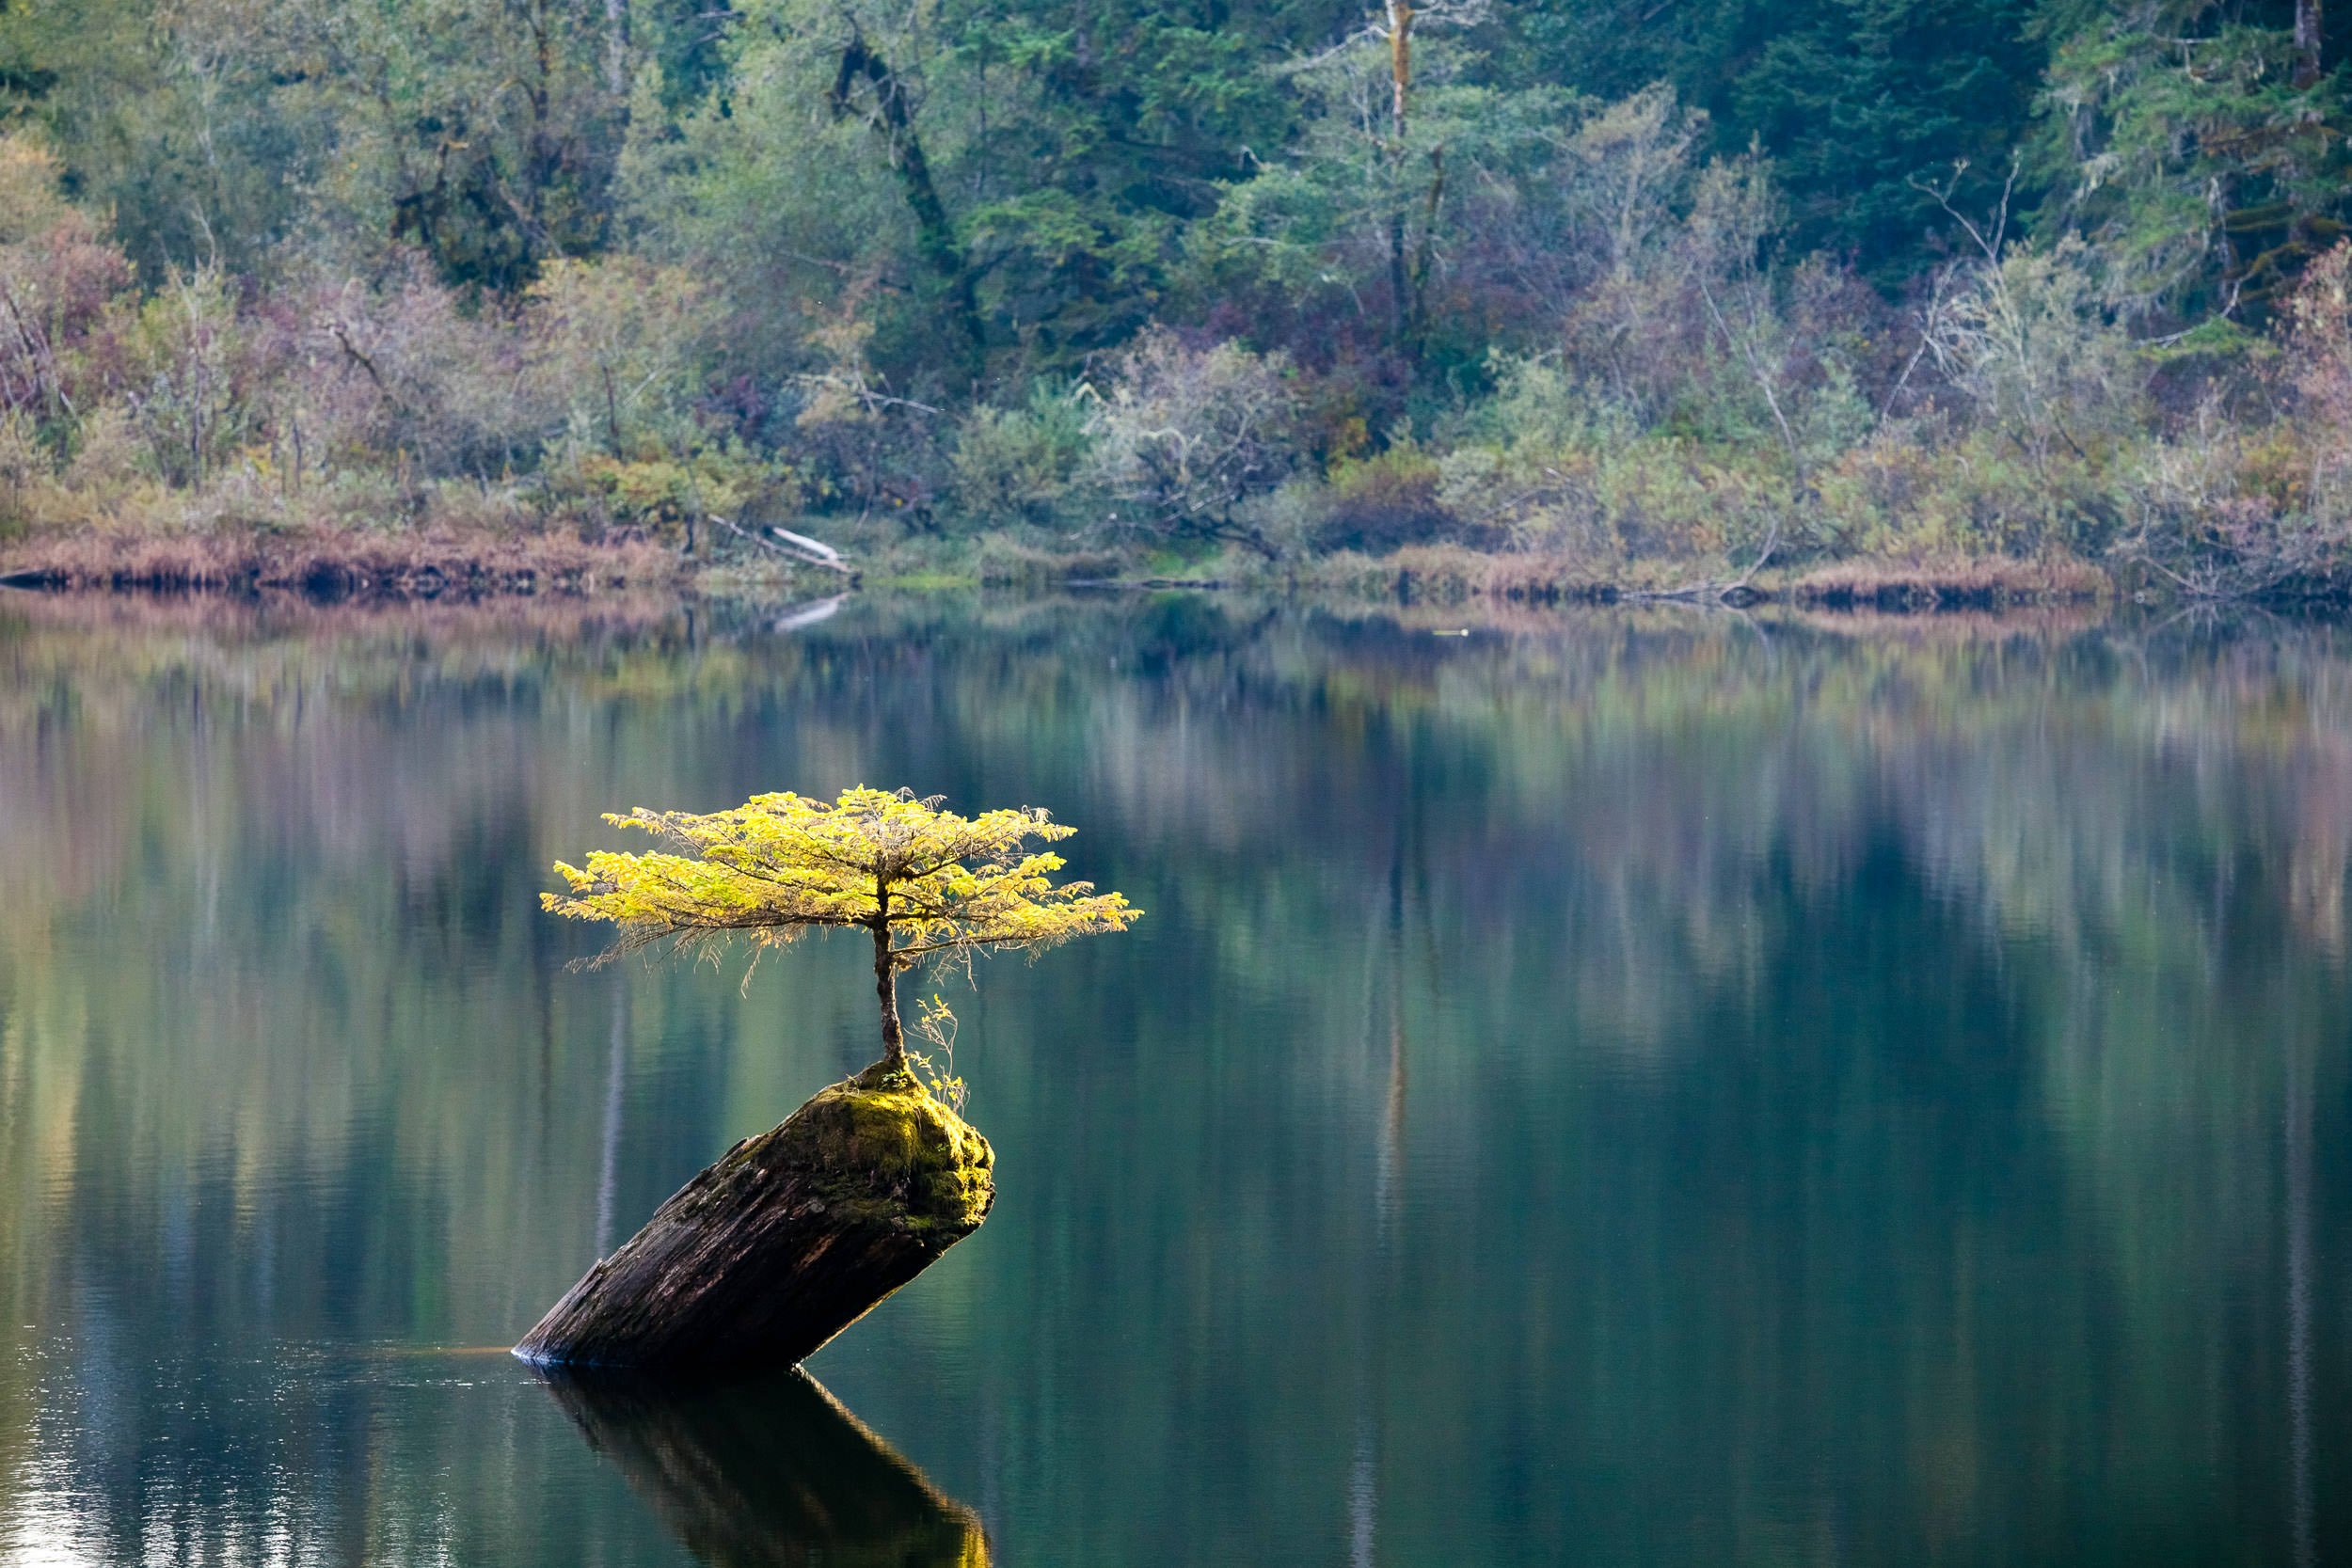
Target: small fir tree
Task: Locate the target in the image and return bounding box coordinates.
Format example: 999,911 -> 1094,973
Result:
544,785 -> 1140,1079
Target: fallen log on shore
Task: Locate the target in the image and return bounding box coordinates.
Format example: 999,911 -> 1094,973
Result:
516,1062 -> 993,1374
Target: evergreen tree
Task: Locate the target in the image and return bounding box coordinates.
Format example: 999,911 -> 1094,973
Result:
1506,0 -> 2045,280
2029,0 -> 2352,325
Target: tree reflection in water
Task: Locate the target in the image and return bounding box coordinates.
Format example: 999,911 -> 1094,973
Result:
540,1365 -> 989,1568
2,590 -> 2349,1564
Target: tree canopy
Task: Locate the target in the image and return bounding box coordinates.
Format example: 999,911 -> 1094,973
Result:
8,0 -> 2352,597
544,785 -> 1140,1073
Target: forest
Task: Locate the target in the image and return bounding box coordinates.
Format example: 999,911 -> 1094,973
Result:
4,0 -> 2352,601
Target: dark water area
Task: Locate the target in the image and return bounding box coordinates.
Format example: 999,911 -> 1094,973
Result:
0,592 -> 2347,1566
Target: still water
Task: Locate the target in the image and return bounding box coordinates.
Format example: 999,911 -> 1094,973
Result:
0,592 -> 2346,1566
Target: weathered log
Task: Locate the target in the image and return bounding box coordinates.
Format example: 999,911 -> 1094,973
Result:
536,1363 -> 989,1568
516,1062 -> 993,1373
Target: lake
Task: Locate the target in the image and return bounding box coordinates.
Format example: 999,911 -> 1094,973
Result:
0,592 -> 2345,1566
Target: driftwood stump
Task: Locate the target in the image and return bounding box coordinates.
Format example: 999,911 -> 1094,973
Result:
537,1364 -> 988,1568
515,1063 -> 993,1373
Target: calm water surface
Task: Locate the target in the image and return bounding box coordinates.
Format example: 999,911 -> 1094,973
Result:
0,593 -> 2346,1566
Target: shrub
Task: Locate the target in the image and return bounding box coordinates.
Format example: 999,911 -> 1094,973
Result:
297,261 -> 532,483
0,135 -> 139,448
112,268 -> 267,489
1923,236 -> 2143,467
1813,420 -> 2114,559
0,409 -> 41,537
2287,242 -> 2352,533
948,383 -> 1098,525
522,258 -> 719,462
549,444 -> 792,549
1311,444 -> 1486,553
1087,329 -> 1298,557
2090,249 -> 2352,597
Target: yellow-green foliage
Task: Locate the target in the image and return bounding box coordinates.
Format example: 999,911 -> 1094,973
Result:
1810,424 -> 2120,560
0,135 -> 77,244
1438,433 -> 1795,562
544,784 -> 1141,969
557,446 -> 793,544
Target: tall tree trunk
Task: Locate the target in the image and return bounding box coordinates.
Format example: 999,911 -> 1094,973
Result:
1408,148 -> 1445,351
2296,0 -> 2324,88
1387,0 -> 1411,155
1385,0 -> 1416,359
521,0 -> 557,253
606,0 -> 630,99
834,34 -> 986,381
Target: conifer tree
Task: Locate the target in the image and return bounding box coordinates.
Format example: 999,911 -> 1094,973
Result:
544,785 -> 1141,1074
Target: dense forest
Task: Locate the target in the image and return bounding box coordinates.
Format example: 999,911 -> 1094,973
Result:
4,0 -> 2352,598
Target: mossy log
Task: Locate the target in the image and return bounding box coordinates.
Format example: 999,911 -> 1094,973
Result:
537,1363 -> 989,1567
515,1063 -> 993,1373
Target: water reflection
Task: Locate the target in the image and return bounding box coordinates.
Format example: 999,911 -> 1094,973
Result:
542,1367 -> 988,1568
0,590 -> 2345,1565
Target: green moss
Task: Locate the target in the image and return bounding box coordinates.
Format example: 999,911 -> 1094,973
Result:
703,1065 -> 994,1239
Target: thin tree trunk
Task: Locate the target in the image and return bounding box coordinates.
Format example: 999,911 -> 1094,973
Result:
1408,148 -> 1445,348
605,0 -> 630,99
1387,0 -> 1411,152
873,914 -> 905,1070
834,34 -> 986,380
525,0 -> 556,248
2296,0 -> 2324,87
1385,0 -> 1416,359
1387,210 -> 1411,355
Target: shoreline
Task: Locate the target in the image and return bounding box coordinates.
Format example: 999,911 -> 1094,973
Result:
0,528 -> 2314,614
0,527 -> 691,600
1274,546 -> 2118,612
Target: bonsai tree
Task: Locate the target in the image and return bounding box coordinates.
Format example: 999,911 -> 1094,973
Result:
519,784 -> 1135,1373
543,784 -> 1141,1079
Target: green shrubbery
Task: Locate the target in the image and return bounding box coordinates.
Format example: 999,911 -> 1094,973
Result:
948,384 -> 1098,525
5,0 -> 2352,602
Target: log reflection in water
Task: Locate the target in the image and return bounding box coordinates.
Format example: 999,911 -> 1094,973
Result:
538,1366 -> 988,1567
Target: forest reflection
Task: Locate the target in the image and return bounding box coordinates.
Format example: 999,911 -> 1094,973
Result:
0,590 -> 2344,1565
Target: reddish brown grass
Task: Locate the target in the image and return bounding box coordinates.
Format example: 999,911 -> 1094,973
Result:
1783,555 -> 2110,610
0,526 -> 684,598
